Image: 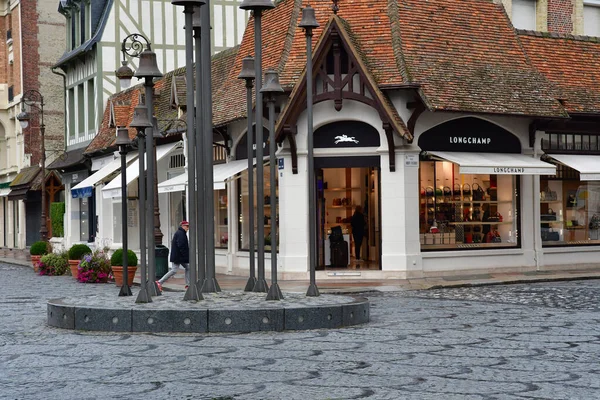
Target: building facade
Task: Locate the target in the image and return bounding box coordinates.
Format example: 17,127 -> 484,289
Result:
0,0 -> 65,250
52,0 -> 248,252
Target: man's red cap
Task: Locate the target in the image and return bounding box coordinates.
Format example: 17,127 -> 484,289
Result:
181,221 -> 189,226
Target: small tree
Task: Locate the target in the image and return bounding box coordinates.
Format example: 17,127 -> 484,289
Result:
110,249 -> 138,266
68,244 -> 92,261
30,241 -> 51,256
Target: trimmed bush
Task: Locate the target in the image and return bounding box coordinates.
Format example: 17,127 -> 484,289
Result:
68,244 -> 92,261
110,249 -> 138,266
50,202 -> 65,237
30,241 -> 51,256
39,252 -> 69,276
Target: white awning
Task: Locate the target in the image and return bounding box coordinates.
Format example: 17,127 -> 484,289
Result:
102,142 -> 181,198
71,153 -> 137,198
0,188 -> 10,197
157,158 -> 260,193
546,154 -> 600,180
427,151 -> 556,175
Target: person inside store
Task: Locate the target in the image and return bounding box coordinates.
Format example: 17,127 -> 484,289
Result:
156,220 -> 190,291
351,205 -> 366,263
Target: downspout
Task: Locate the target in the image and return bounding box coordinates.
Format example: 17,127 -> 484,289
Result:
51,66 -> 68,248
532,130 -> 541,271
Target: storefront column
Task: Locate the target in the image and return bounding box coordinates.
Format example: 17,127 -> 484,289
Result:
380,148 -> 423,278
18,200 -> 25,248
278,151 -> 310,276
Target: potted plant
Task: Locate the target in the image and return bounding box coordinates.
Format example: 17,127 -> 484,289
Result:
38,252 -> 68,276
67,244 -> 92,279
110,249 -> 138,287
77,249 -> 111,283
30,241 -> 51,272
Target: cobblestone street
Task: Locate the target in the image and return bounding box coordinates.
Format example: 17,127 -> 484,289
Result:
2,263 -> 600,400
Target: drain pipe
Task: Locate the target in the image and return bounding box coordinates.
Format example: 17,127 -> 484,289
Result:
532,131 -> 542,271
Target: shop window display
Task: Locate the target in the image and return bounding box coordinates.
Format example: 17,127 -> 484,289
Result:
540,176 -> 600,246
419,161 -> 519,250
238,168 -> 278,252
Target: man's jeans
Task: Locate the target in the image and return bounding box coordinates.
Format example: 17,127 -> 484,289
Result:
158,262 -> 190,285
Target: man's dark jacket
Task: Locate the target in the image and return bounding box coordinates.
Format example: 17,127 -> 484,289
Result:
170,227 -> 189,264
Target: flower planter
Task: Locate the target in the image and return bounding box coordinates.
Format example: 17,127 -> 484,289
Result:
111,266 -> 137,287
68,260 -> 80,279
31,255 -> 41,273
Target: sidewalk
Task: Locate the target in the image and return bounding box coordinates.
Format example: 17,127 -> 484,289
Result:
5,255 -> 600,293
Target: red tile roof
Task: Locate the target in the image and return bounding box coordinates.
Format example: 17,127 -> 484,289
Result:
518,30 -> 600,114
213,0 -> 568,127
392,0 -> 566,117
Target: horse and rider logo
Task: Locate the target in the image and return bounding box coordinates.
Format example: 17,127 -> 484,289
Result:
334,134 -> 359,144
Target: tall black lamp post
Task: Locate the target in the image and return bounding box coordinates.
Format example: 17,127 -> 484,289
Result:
240,0 -> 275,293
171,0 -> 206,301
129,104 -> 153,303
237,55 -> 257,292
16,90 -> 48,242
116,33 -> 163,296
299,4 -> 320,297
115,127 -> 133,296
262,69 -> 284,301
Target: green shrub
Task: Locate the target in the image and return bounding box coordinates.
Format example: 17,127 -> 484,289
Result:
50,202 -> 65,237
68,244 -> 92,260
39,252 -> 69,276
110,249 -> 138,266
30,241 -> 51,256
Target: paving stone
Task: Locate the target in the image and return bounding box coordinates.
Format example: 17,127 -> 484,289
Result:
3,263 -> 600,399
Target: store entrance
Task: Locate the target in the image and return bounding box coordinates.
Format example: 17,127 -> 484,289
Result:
316,166 -> 381,270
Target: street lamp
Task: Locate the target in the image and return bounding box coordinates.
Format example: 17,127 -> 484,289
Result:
261,68 -> 284,301
115,126 -> 133,296
299,4 -> 320,297
171,0 -> 206,301
117,33 -> 163,297
240,0 -> 275,293
129,104 -> 153,303
237,55 -> 257,292
16,89 -> 48,242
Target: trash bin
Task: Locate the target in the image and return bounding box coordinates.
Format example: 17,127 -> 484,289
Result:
155,245 -> 169,280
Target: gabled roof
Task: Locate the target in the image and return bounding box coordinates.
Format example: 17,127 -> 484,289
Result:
54,0 -> 113,68
213,0 -> 568,128
518,30 -> 600,115
276,15 -> 410,141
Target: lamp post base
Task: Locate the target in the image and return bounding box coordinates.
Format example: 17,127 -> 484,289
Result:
253,278 -> 269,293
135,286 -> 152,303
244,276 -> 257,292
306,283 -> 320,297
202,278 -> 221,293
183,284 -> 203,301
118,285 -> 132,297
149,280 -> 162,296
266,283 -> 283,300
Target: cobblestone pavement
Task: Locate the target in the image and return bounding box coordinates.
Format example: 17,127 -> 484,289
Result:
2,263 -> 600,400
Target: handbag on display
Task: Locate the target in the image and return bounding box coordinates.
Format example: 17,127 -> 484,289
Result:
462,183 -> 471,196
543,187 -> 557,201
443,186 -> 452,197
472,183 -> 485,201
426,187 -> 434,197
541,208 -> 557,221
487,212 -> 503,222
589,214 -> 600,230
453,183 -> 462,201
435,187 -> 443,196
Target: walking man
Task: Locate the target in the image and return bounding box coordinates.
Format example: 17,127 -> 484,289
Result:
156,220 -> 190,291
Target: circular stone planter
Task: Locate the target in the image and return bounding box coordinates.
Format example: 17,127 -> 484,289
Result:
47,291 -> 370,333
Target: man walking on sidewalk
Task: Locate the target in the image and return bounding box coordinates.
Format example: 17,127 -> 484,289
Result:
157,221 -> 190,291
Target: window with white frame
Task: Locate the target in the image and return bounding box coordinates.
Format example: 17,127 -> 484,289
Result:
512,0 -> 537,30
584,1 -> 600,36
